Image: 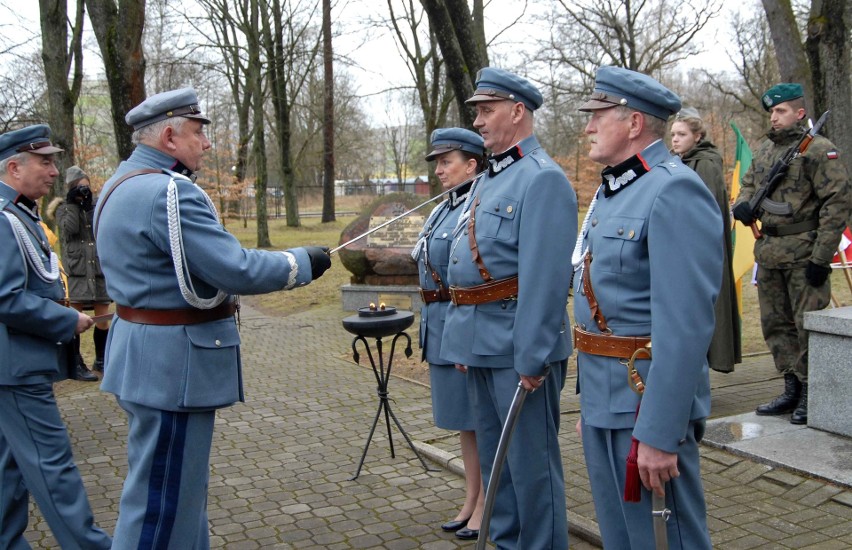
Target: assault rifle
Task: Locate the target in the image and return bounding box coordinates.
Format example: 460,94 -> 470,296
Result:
745,110 -> 830,239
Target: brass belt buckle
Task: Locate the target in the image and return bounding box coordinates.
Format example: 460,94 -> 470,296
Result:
627,342 -> 651,395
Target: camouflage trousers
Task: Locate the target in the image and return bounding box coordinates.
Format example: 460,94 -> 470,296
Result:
757,264 -> 830,382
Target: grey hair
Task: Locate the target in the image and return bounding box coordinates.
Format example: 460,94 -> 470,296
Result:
131,116 -> 189,146
0,152 -> 27,176
613,106 -> 668,138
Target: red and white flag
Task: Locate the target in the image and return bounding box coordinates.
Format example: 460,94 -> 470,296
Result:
833,227 -> 852,265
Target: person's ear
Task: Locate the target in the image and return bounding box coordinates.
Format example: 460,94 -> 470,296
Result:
161,125 -> 177,152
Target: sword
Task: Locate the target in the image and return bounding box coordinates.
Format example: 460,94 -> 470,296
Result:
475,380 -> 531,550
652,491 -> 671,550
90,313 -> 114,323
328,170 -> 485,255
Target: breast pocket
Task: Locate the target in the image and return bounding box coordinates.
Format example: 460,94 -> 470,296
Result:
476,195 -> 518,241
598,216 -> 645,274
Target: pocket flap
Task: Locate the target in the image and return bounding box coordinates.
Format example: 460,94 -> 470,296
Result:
600,216 -> 644,241
184,322 -> 241,349
479,195 -> 518,220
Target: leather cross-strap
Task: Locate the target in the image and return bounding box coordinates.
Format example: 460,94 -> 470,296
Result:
583,252 -> 609,332
449,275 -> 518,306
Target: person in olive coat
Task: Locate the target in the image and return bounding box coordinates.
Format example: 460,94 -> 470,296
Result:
52,165 -> 112,379
670,108 -> 741,373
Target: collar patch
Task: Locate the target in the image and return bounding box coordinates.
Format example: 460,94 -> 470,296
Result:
601,153 -> 650,197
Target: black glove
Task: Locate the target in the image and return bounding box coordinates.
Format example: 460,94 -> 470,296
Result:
732,202 -> 755,225
805,261 -> 831,287
66,186 -> 93,211
305,246 -> 332,280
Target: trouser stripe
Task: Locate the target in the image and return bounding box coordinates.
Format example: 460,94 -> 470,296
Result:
138,411 -> 188,550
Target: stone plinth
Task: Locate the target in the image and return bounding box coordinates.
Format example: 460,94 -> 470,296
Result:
804,306 -> 852,437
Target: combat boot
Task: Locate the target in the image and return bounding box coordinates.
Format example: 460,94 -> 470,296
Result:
790,383 -> 808,425
755,373 -> 801,415
73,354 -> 99,382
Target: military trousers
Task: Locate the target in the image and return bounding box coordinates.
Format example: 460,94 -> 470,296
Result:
581,420 -> 711,550
468,360 -> 568,550
0,384 -> 112,549
112,399 -> 215,550
757,264 -> 830,382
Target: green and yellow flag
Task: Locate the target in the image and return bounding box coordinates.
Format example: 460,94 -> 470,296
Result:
730,122 -> 756,313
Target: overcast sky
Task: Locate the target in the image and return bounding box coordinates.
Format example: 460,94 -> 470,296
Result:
2,0 -> 744,125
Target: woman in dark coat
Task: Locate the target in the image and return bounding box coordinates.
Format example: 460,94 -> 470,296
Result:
671,108 -> 742,372
52,166 -> 112,377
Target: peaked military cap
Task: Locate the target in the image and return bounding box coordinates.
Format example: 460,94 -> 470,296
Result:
579,66 -> 681,121
0,124 -> 63,162
466,67 -> 543,111
126,88 -> 212,130
425,128 -> 486,161
761,83 -> 803,111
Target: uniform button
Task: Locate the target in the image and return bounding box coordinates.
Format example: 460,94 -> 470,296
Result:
617,228 -> 624,235
628,229 -> 635,238
506,205 -> 513,213
501,302 -> 507,310
591,218 -> 598,226
452,258 -> 458,264
494,206 -> 499,211
215,339 -> 222,347
678,438 -> 686,446
580,289 -> 586,296
464,229 -> 468,235
442,232 -> 447,238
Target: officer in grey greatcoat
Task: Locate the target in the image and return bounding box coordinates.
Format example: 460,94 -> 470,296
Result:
732,83 -> 850,425
441,68 -> 577,549
573,66 -> 721,549
95,88 -> 332,549
0,125 -> 112,548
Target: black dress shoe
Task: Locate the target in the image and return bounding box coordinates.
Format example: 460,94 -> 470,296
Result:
73,364 -> 99,382
441,517 -> 469,532
93,359 -> 105,372
456,527 -> 479,540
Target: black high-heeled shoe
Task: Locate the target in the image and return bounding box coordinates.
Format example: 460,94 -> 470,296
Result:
440,517 -> 470,532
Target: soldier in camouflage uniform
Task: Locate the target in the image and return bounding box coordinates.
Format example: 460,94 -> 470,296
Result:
733,83 -> 850,425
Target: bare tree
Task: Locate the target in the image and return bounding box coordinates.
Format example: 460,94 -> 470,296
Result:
86,0 -> 147,160
321,0 -> 335,222
39,0 -> 85,201
385,0 -> 452,194
419,0 -> 487,128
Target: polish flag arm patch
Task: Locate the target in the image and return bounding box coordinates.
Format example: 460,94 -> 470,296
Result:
826,149 -> 839,160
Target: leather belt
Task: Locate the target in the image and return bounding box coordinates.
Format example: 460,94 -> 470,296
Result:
761,218 -> 819,237
116,300 -> 238,326
449,275 -> 518,306
420,287 -> 451,304
573,325 -> 651,359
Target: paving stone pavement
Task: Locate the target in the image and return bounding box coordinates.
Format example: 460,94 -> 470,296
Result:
26,303 -> 852,548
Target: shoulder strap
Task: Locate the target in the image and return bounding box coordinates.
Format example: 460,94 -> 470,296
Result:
94,169 -> 160,239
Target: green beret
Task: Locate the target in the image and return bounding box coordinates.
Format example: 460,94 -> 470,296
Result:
762,83 -> 803,111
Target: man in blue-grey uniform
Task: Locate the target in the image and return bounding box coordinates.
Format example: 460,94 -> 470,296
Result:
0,125 -> 112,548
441,67 -> 577,549
573,66 -> 721,549
95,88 -> 332,549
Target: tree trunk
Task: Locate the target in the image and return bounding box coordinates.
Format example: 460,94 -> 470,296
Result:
761,0 -> 814,113
39,0 -> 84,204
86,0 -> 146,161
249,0 -> 271,246
420,0 -> 480,128
321,0 -> 335,223
807,0 -> 852,176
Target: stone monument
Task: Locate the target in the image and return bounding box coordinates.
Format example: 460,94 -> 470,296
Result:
338,193 -> 430,311
804,305 -> 852,437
